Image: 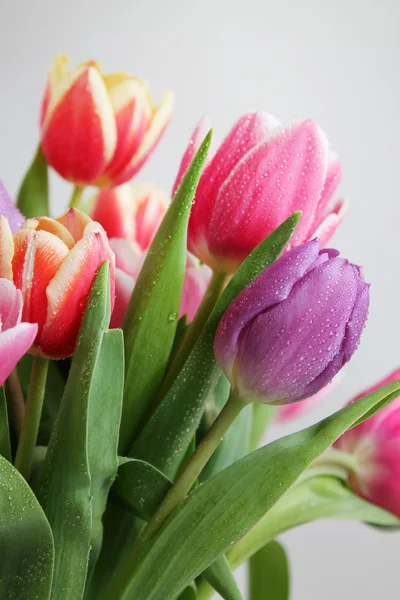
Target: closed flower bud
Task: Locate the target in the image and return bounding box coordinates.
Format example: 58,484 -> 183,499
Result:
335,369 -> 400,518
0,278 -> 38,386
40,55 -> 174,187
174,114 -> 346,273
0,208 -> 115,358
214,239 -> 369,404
91,182 -> 169,250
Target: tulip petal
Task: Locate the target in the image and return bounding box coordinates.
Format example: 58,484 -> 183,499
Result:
214,240 -> 320,382
12,229 -> 69,332
308,153 -> 342,234
0,323 -> 38,386
311,198 -> 348,248
40,230 -> 115,358
0,279 -> 22,330
206,120 -> 329,270
102,78 -> 152,182
133,183 -> 169,250
109,237 -> 144,279
0,216 -> 14,280
41,64 -> 117,184
0,181 -> 24,234
112,91 -> 174,185
188,112 -> 279,265
91,185 -> 136,240
234,256 -> 361,403
172,115 -> 213,197
110,268 -> 135,329
180,254 -> 211,322
56,208 -> 93,243
27,216 -> 75,249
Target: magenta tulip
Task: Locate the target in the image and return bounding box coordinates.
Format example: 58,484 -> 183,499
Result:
174,113 -> 346,274
335,368 -> 400,518
214,239 -> 369,405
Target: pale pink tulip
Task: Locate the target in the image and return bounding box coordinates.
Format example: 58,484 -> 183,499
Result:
110,238 -> 211,328
40,55 -> 174,187
0,278 -> 38,386
335,368 -> 400,518
174,113 -> 346,273
0,209 -> 115,358
91,183 -> 169,250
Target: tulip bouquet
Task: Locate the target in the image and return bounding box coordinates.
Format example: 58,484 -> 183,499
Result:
0,55 -> 399,600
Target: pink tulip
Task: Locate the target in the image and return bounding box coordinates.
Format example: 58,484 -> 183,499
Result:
173,113 -> 347,273
0,209 -> 115,359
110,238 -> 211,328
0,279 -> 38,386
91,182 -> 169,250
40,55 -> 174,187
335,368 -> 400,518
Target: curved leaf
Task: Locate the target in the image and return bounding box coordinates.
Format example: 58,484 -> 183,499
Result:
0,455 -> 54,599
0,386 -> 11,461
112,379 -> 400,600
119,132 -> 212,454
17,145 -> 49,217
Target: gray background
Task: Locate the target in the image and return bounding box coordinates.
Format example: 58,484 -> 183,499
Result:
1,0 -> 399,597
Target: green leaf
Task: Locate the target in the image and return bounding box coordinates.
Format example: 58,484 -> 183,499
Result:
113,458 -> 172,521
249,541 -> 289,600
0,454 -> 54,599
119,131 -> 212,454
248,404 -> 276,453
129,212 -> 301,480
0,386 -> 11,461
37,262 -> 123,599
115,379 -> 400,600
178,582 -> 197,600
228,475 -> 400,571
86,328 -> 124,585
17,145 -> 49,217
202,555 -> 243,600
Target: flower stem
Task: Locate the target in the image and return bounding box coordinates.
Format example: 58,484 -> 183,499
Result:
160,270 -> 228,396
14,356 -> 49,481
105,391 -> 247,599
69,185 -> 85,210
5,368 -> 25,437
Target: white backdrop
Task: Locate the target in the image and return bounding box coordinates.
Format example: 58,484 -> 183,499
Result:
1,0 -> 399,597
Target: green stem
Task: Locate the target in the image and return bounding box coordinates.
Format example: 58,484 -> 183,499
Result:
105,392 -> 247,599
159,270 -> 228,397
69,185 -> 85,210
14,356 -> 49,481
5,368 -> 25,437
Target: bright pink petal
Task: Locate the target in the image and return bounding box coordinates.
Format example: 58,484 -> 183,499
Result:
0,323 -> 38,386
172,116 -> 213,197
188,112 -> 279,266
0,279 -> 22,330
204,120 -> 329,272
0,181 -> 24,233
311,198 -> 348,247
110,268 -> 135,329
40,229 -> 115,358
309,153 -> 342,233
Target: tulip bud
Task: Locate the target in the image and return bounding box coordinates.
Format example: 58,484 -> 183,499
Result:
0,208 -> 115,358
334,369 -> 400,518
110,238 -> 211,328
174,114 -> 346,273
0,278 -> 38,386
91,182 -> 169,250
214,239 -> 369,405
40,55 -> 174,187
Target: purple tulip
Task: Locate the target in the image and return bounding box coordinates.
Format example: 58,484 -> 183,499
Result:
214,239 -> 369,405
